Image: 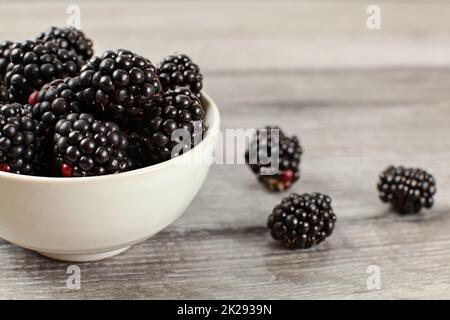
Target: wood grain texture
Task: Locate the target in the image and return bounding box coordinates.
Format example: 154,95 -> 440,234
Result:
1,0 -> 450,299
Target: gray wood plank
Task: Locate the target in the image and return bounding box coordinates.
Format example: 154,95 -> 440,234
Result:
1,68 -> 450,299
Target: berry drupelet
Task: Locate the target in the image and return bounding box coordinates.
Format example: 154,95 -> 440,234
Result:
377,166 -> 436,214
31,78 -> 85,126
157,54 -> 203,98
267,193 -> 337,249
36,26 -> 94,63
53,112 -> 131,177
4,40 -> 82,103
138,87 -> 206,165
77,49 -> 162,122
0,103 -> 43,174
0,81 -> 9,103
246,126 -> 302,191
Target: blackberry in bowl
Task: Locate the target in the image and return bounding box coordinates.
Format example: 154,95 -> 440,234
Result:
0,103 -> 43,175
157,54 -> 203,98
36,26 -> 94,63
4,40 -> 82,103
53,113 -> 131,177
0,93 -> 220,262
77,49 -> 162,122
136,87 -> 206,165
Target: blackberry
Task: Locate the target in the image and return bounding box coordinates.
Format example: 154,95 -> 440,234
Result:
0,40 -> 14,79
36,26 -> 94,63
54,113 -> 131,177
0,103 -> 43,174
267,193 -> 337,249
245,126 -> 302,191
157,54 -> 203,98
377,166 -> 436,214
138,87 -> 206,165
31,78 -> 85,126
76,49 -> 162,121
4,40 -> 82,103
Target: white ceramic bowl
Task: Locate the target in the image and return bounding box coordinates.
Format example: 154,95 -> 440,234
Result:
0,93 -> 220,262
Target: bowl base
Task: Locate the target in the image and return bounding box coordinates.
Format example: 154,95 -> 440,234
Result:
37,246 -> 131,262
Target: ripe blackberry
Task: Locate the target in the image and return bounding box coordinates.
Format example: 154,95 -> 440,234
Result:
267,193 -> 337,249
377,166 -> 436,214
157,54 -> 203,98
138,87 -> 206,165
77,49 -> 162,121
4,40 -> 82,103
31,78 -> 85,126
54,113 -> 131,177
0,40 -> 14,79
36,26 -> 94,63
246,126 -> 302,191
0,103 -> 43,174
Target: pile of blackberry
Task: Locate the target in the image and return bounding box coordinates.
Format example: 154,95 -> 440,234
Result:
267,193 -> 337,249
246,126 -> 302,191
0,26 -> 207,177
377,166 -> 436,214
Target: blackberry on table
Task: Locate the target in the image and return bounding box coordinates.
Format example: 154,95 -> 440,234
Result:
377,166 -> 436,214
157,54 -> 203,98
245,126 -> 302,191
0,103 -> 43,175
31,78 -> 85,126
4,40 -> 82,103
267,193 -> 337,249
54,112 -> 131,177
36,26 -> 94,63
76,49 -> 162,122
137,87 -> 206,165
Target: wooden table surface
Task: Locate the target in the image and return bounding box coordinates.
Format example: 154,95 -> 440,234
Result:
1,0 -> 450,299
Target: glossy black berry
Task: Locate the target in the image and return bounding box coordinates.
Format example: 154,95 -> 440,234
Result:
54,112 -> 132,176
32,78 -> 85,126
157,54 -> 203,98
268,193 -> 336,249
377,166 -> 436,214
136,87 -> 206,165
246,126 -> 302,191
0,103 -> 43,174
36,26 -> 94,63
77,49 -> 162,122
4,40 -> 82,103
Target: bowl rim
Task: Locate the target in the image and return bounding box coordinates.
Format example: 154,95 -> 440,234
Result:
0,92 -> 221,184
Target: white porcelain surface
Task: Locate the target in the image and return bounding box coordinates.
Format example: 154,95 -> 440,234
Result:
0,93 -> 220,262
